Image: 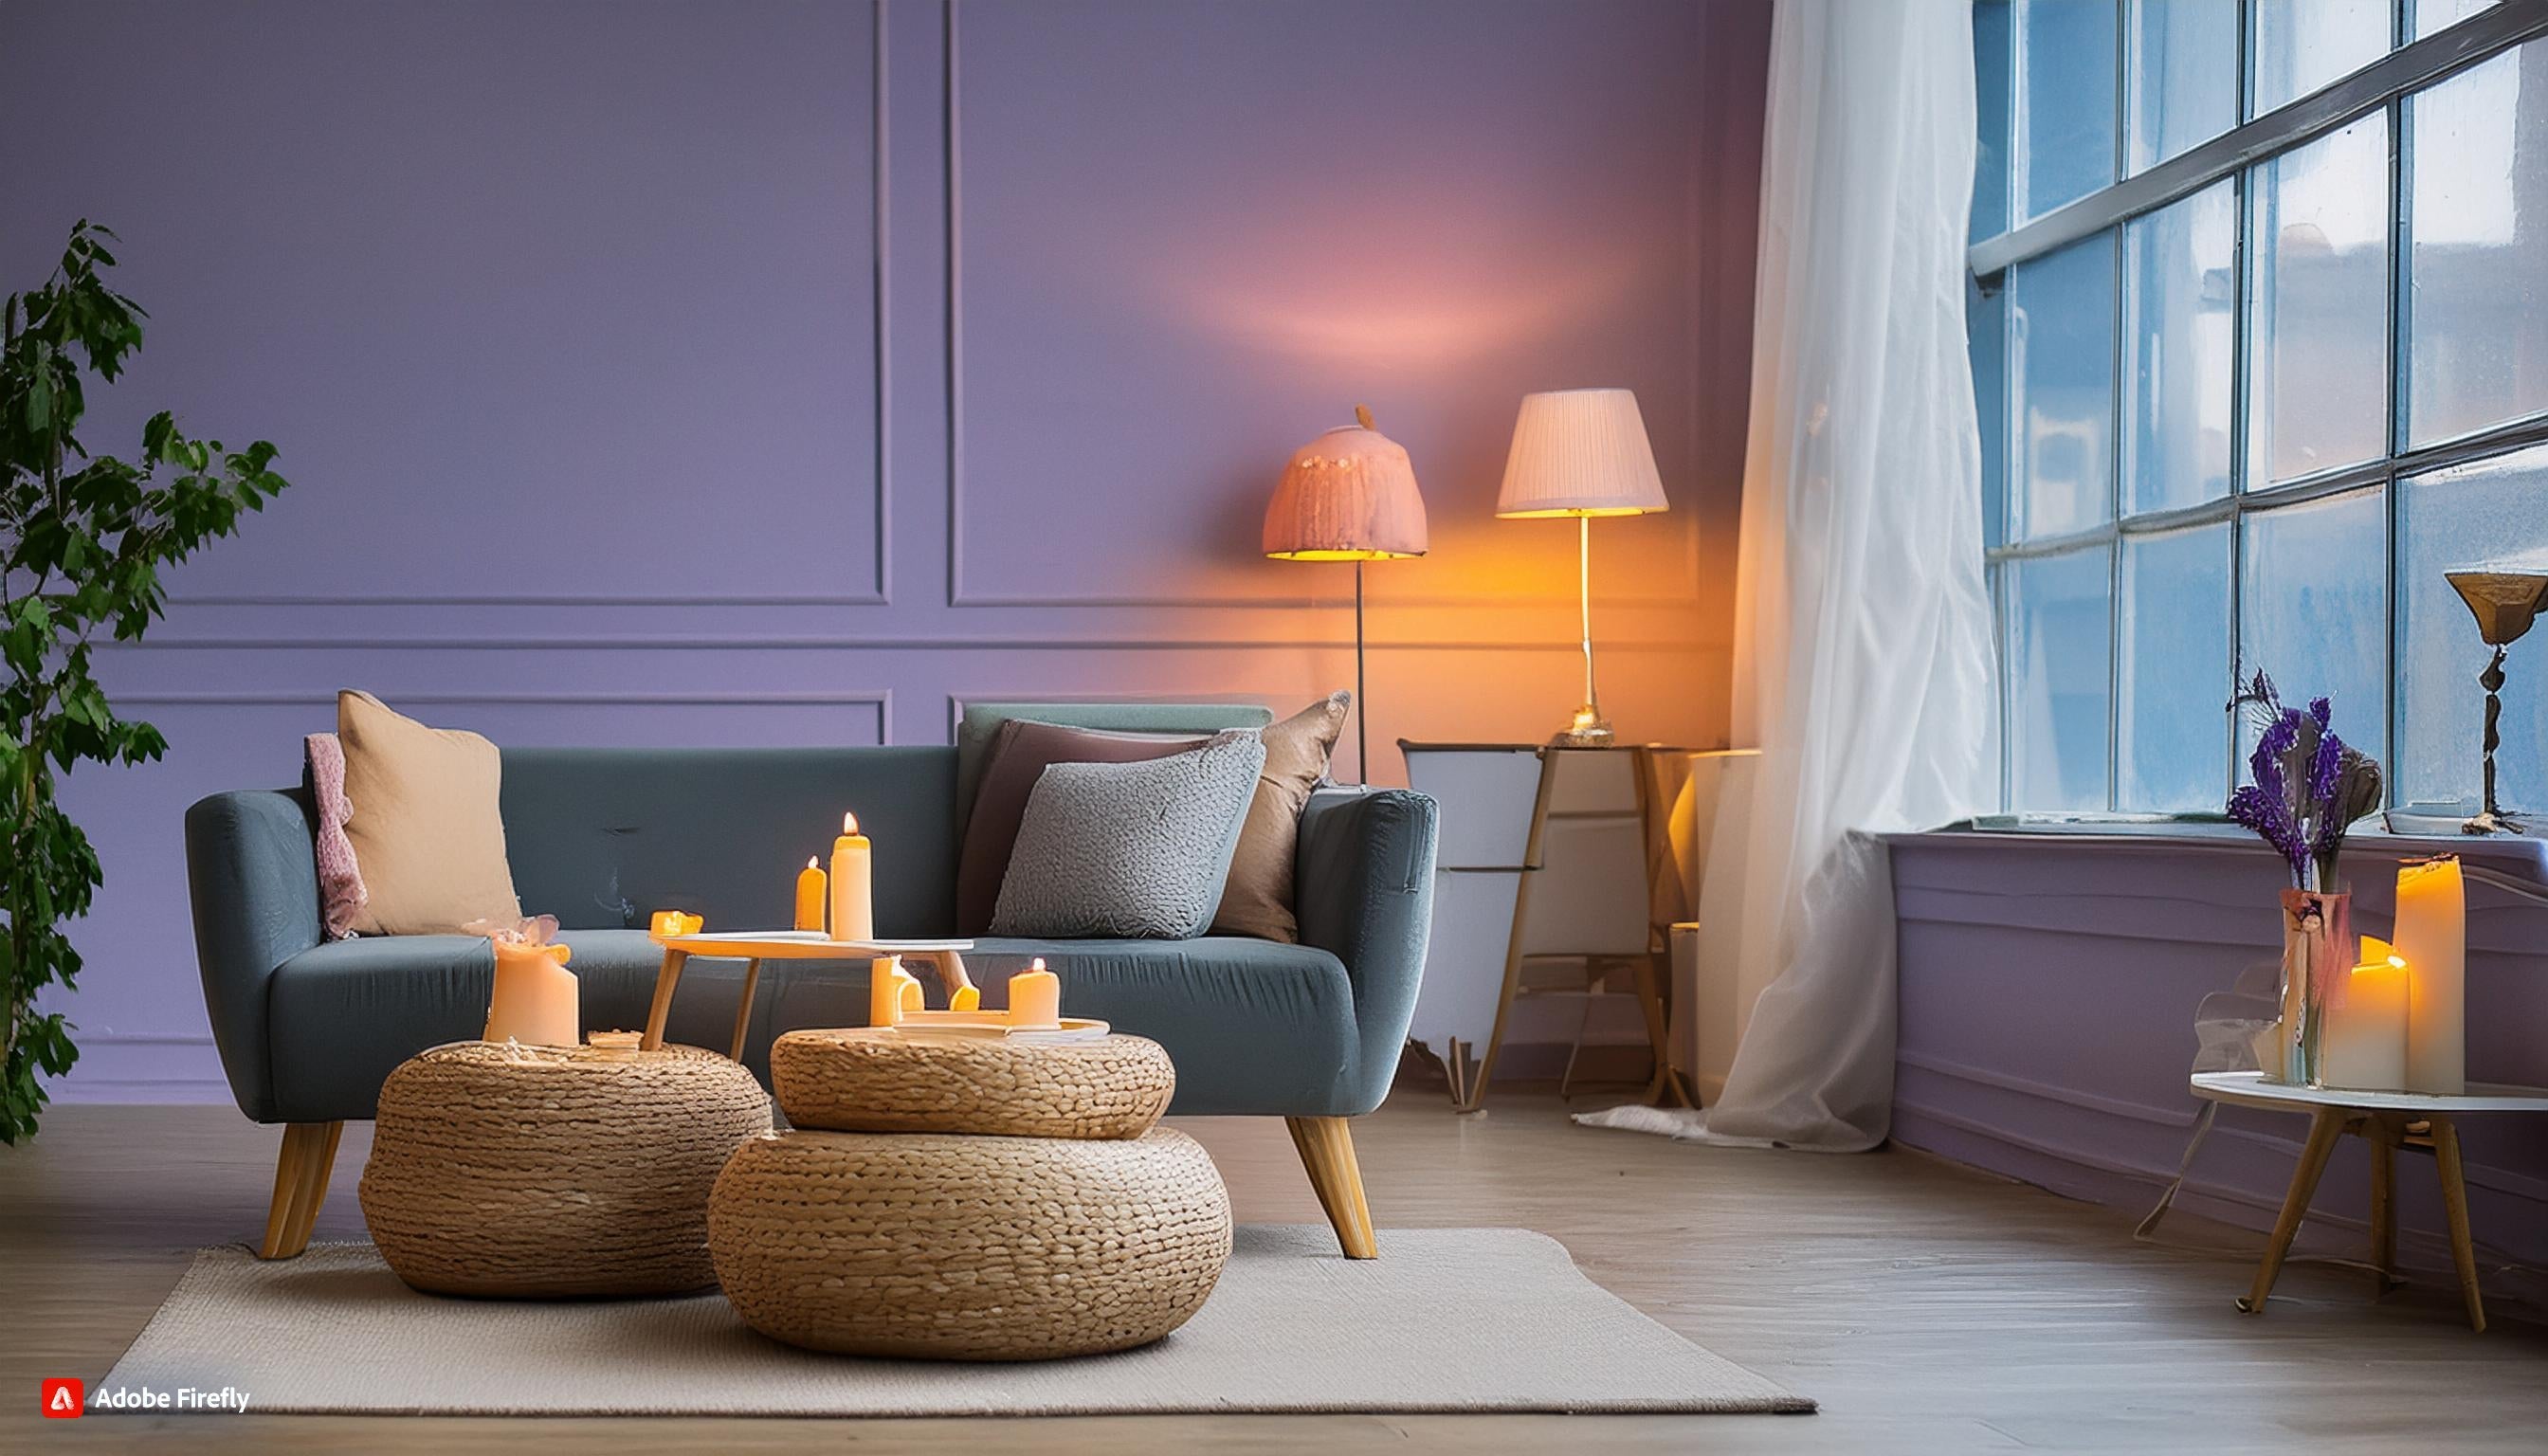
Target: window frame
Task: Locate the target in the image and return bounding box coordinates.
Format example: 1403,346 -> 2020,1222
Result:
1972,0 -> 2548,816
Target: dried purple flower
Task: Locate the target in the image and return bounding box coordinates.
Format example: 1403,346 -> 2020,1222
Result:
2227,667 -> 2383,891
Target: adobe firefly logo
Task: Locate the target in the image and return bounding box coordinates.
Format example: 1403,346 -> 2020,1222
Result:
42,1378 -> 82,1418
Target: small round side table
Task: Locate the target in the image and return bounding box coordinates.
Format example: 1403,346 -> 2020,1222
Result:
2191,1070 -> 2548,1332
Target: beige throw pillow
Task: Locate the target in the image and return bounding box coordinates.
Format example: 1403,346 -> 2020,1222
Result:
337,690 -> 522,935
1211,690 -> 1350,942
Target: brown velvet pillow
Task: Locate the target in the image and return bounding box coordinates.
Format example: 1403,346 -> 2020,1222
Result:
1210,690 -> 1349,942
954,719 -> 1207,935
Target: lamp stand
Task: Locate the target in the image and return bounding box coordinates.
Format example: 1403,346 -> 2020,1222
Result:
1552,514 -> 1614,746
2466,644 -> 2525,835
1354,558 -> 1371,784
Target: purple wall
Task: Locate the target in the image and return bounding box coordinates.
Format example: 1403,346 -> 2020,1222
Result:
1893,831 -> 2548,1307
0,0 -> 1771,1103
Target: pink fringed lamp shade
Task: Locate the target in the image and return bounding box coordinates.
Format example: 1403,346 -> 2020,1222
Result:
1263,410 -> 1429,560
1494,388 -> 1670,518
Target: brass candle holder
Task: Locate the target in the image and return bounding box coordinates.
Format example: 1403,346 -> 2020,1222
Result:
2445,570 -> 2548,835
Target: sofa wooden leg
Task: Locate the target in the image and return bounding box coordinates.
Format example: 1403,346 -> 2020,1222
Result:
259,1120 -> 344,1260
1285,1115 -> 1378,1259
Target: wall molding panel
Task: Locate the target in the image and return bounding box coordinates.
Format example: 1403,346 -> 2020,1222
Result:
156,0 -> 894,610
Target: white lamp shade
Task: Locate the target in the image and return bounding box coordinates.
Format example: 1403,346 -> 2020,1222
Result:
1494,388 -> 1669,518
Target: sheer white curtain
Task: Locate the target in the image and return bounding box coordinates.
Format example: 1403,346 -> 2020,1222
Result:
1598,0 -> 1997,1150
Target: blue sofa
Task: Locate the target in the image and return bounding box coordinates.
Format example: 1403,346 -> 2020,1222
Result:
185,704 -> 1437,1263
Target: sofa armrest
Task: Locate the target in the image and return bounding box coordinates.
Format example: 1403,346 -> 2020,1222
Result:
186,789 -> 324,1122
1294,786 -> 1438,1116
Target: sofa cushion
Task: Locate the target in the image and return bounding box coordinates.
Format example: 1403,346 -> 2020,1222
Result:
264,928 -> 1369,1122
954,701 -> 1274,829
1212,690 -> 1349,943
961,937 -> 1360,1116
337,690 -> 522,935
955,720 -> 1207,935
990,734 -> 1264,939
499,747 -> 959,934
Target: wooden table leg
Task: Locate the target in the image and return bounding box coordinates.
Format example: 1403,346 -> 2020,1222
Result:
2368,1115 -> 2399,1296
2238,1105 -> 2349,1314
727,958 -> 762,1063
641,947 -> 689,1051
933,950 -> 978,1009
2431,1115 -> 2487,1333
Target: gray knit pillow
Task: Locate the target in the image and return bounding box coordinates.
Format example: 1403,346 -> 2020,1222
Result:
989,731 -> 1268,939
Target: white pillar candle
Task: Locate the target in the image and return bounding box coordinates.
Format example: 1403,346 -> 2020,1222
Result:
2396,857 -> 2466,1095
830,811 -> 874,942
2320,937 -> 2410,1092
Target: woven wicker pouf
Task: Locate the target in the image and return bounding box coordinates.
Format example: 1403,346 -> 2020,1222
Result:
360,1041 -> 772,1298
708,1125 -> 1233,1359
771,1028 -> 1175,1138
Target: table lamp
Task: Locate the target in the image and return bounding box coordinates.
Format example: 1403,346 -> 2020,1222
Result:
1495,388 -> 1669,746
1264,405 -> 1428,781
2446,569 -> 2548,833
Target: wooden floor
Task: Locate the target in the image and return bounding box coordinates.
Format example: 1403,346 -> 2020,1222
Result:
6,1090 -> 2543,1453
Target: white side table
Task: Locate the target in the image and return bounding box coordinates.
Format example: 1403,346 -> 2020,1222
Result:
2190,1070 -> 2548,1332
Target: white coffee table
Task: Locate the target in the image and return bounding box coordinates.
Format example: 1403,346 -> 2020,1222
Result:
640,931 -> 976,1061
2190,1070 -> 2548,1332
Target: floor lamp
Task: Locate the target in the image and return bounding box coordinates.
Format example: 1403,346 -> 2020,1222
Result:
1263,405 -> 1429,782
1495,389 -> 1670,746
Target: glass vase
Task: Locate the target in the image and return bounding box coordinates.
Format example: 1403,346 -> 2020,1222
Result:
2275,889 -> 2351,1086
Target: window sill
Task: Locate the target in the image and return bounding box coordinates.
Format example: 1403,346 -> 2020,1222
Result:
1887,819 -> 2548,888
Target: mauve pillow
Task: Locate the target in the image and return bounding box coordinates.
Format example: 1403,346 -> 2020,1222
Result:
302,732 -> 369,940
954,719 -> 1206,935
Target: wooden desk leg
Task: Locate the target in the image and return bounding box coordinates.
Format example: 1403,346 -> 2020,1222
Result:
2369,1116 -> 2399,1296
2237,1105 -> 2348,1314
1465,752 -> 1561,1113
1629,952 -> 1696,1110
641,948 -> 689,1051
727,958 -> 762,1064
2432,1115 -> 2487,1333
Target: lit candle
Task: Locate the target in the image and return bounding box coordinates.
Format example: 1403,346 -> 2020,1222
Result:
830,811 -> 874,942
485,939 -> 578,1046
648,910 -> 702,940
794,857 -> 828,933
867,955 -> 922,1028
2396,856 -> 2466,1094
2320,936 -> 2410,1091
1008,957 -> 1060,1028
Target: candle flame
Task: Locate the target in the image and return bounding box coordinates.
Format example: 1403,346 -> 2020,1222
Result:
807,856 -> 818,870
843,810 -> 859,834
1030,956 -> 1046,972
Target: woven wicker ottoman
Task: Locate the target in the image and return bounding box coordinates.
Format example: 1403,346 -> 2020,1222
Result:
712,1028 -> 1231,1359
709,1124 -> 1230,1359
771,1026 -> 1176,1138
359,1041 -> 772,1298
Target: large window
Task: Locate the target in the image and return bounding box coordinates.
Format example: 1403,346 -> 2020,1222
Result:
1972,0 -> 2548,819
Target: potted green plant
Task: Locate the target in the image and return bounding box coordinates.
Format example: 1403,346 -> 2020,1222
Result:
2,221 -> 289,1141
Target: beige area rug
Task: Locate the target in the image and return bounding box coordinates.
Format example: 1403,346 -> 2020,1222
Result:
100,1226 -> 1810,1417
